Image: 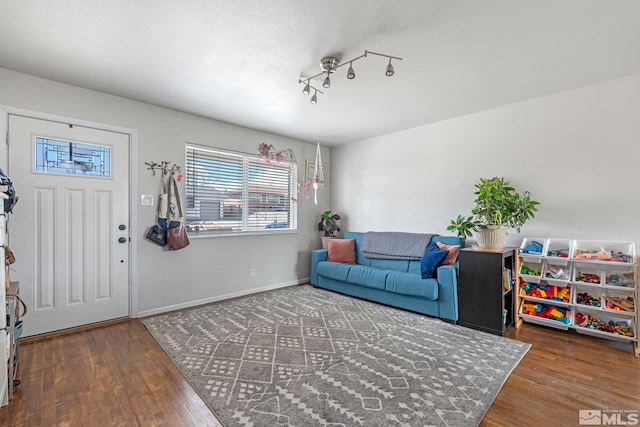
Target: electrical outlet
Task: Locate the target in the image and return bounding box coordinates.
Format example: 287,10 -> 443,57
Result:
141,194 -> 154,206
250,268 -> 256,277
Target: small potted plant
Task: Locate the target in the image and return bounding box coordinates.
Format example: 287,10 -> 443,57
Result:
318,210 -> 341,248
448,177 -> 539,249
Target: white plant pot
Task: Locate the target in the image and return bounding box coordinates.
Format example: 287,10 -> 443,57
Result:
476,226 -> 508,250
321,236 -> 336,249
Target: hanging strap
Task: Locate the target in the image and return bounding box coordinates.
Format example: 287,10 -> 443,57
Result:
167,174 -> 184,223
156,173 -> 168,223
6,293 -> 27,318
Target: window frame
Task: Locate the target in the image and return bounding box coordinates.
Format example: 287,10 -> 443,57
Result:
184,143 -> 298,237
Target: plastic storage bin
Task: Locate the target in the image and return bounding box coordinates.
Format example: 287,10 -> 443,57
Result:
604,266 -> 636,289
572,265 -> 603,285
520,281 -> 571,306
519,300 -> 571,330
519,260 -> 544,284
573,285 -> 603,308
543,238 -> 573,265
602,289 -> 635,314
519,237 -> 547,262
573,307 -> 636,342
543,263 -> 571,286
572,240 -> 636,264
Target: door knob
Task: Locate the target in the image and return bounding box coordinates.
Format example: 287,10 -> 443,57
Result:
118,237 -> 127,244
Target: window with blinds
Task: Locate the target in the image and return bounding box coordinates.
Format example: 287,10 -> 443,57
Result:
185,144 -> 297,235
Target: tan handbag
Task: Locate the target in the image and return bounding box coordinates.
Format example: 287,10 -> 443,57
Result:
5,245 -> 15,266
6,293 -> 27,318
5,246 -> 15,292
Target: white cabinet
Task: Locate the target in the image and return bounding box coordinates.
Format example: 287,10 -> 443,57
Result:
516,238 -> 638,356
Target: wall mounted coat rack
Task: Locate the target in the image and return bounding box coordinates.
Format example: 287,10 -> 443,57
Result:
145,161 -> 181,176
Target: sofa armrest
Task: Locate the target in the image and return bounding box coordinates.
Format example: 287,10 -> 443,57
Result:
436,264 -> 459,321
310,249 -> 328,285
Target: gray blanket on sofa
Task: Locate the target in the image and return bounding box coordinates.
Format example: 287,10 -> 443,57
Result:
361,231 -> 436,260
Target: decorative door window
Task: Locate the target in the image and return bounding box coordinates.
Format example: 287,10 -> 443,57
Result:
35,136 -> 111,177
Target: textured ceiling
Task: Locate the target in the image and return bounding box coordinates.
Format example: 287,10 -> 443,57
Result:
1,0 -> 639,146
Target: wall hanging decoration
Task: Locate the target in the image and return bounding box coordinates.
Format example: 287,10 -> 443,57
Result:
258,143 -> 296,166
256,142 -> 326,204
299,142 -> 324,205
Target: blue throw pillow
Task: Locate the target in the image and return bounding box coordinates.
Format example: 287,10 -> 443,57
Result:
420,243 -> 448,278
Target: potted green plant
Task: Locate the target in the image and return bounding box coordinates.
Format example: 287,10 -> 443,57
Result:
318,210 -> 341,248
447,177 -> 539,249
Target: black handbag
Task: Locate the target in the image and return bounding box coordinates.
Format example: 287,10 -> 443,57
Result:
146,224 -> 167,247
0,167 -> 18,213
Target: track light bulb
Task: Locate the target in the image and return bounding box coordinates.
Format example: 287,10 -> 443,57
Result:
347,62 -> 355,79
322,73 -> 331,88
302,82 -> 311,95
385,59 -> 394,76
310,91 -> 318,104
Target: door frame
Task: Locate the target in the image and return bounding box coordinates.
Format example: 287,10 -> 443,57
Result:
0,106 -> 139,319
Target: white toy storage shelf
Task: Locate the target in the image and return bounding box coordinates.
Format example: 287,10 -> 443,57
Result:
516,237 -> 638,356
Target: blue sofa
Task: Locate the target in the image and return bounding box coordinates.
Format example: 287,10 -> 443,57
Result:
310,231 -> 464,322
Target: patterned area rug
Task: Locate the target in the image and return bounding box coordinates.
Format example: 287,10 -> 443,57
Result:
143,285 -> 530,426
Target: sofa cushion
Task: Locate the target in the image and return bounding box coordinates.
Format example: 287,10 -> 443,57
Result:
316,261 -> 353,282
370,258 -> 410,272
436,241 -> 460,265
345,231 -> 371,266
386,271 -> 438,300
327,238 -> 356,263
420,243 -> 448,278
408,260 -> 421,275
346,265 -> 388,290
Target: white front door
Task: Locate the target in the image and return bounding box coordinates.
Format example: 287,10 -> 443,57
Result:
8,115 -> 130,337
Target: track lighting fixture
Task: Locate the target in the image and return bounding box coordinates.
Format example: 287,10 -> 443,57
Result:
347,62 -> 355,79
385,58 -> 394,76
322,72 -> 331,88
298,50 -> 402,104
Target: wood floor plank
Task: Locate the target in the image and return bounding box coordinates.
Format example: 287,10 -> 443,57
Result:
481,324 -> 640,427
0,317 -> 638,427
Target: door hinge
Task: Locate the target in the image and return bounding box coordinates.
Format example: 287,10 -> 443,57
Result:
5,131 -> 8,146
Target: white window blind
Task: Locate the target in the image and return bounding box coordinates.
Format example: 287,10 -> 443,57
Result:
185,144 -> 297,235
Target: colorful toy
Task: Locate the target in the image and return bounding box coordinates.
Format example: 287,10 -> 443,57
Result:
573,248 -> 611,261
544,264 -> 570,280
520,282 -> 571,303
604,295 -> 634,312
520,265 -> 541,276
520,241 -> 544,255
575,311 -> 635,337
576,292 -> 601,307
609,251 -> 633,263
547,248 -> 569,258
606,272 -> 634,287
521,301 -> 570,324
575,272 -> 601,284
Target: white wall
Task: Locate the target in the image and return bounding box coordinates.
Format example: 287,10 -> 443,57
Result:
332,73 -> 640,248
0,68 -> 332,315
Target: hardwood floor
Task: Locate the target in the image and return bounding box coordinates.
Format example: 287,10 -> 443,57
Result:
0,319 -> 638,426
0,320 -> 221,427
482,325 -> 640,427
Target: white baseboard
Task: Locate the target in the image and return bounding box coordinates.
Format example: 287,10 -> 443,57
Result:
136,278 -> 310,318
